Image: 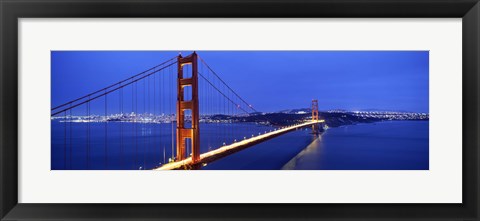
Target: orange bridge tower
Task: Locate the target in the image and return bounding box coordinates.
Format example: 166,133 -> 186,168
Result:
311,99 -> 320,134
176,52 -> 200,163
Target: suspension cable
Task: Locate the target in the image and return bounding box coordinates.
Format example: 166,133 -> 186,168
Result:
198,56 -> 258,113
52,56 -> 178,111
51,61 -> 177,116
198,72 -> 250,114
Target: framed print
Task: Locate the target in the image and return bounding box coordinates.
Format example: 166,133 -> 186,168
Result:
1,0 -> 479,220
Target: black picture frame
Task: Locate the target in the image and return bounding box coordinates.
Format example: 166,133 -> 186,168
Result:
1,0 -> 479,220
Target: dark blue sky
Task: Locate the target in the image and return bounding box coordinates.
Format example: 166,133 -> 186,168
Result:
52,51 -> 429,113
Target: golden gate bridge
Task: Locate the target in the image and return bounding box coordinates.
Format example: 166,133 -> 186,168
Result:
51,52 -> 324,170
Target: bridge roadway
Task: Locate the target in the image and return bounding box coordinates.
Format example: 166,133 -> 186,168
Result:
154,120 -> 324,170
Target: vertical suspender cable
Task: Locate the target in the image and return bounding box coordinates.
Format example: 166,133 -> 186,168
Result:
64,111 -> 67,169
142,77 -> 149,170
131,82 -> 134,169
135,82 -> 138,169
86,98 -> 90,169
223,83 -> 226,145
162,65 -> 165,163
154,69 -> 157,165
120,85 -> 124,169
143,78 -> 146,169
69,106 -> 72,169
170,62 -> 174,160
105,90 -> 108,169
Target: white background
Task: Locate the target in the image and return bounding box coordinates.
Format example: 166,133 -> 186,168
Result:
19,19 -> 462,203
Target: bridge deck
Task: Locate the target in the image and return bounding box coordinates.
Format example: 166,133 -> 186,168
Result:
154,120 -> 324,170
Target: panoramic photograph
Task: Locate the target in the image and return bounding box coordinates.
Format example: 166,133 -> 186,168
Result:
51,51 -> 429,170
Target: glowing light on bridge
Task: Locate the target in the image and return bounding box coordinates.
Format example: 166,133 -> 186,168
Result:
155,119 -> 324,170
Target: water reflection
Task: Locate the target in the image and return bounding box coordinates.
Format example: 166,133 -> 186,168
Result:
281,135 -> 323,170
